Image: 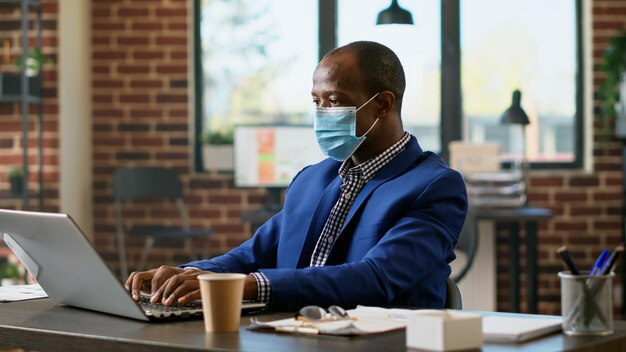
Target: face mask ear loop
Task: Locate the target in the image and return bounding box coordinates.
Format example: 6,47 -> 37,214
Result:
361,117 -> 379,138
356,92 -> 381,112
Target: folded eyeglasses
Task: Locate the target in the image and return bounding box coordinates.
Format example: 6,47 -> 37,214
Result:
295,305 -> 351,322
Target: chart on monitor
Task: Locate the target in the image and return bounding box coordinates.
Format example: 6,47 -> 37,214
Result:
234,125 -> 326,190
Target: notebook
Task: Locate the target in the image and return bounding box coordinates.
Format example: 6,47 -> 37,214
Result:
0,209 -> 265,321
479,311 -> 562,343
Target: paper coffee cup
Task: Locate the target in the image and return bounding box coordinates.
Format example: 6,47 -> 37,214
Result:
198,273 -> 247,333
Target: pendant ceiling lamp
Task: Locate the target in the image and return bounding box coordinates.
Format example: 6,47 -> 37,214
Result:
376,0 -> 414,25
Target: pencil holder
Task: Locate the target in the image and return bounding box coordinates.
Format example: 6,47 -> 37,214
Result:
558,271 -> 614,336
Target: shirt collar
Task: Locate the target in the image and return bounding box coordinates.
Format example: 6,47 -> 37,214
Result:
338,132 -> 411,181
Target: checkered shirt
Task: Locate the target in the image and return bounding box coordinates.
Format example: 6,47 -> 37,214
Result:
309,132 -> 411,266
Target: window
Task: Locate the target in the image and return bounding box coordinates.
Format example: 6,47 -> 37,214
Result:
461,0 -> 580,164
194,0 -> 583,170
196,0 -> 318,133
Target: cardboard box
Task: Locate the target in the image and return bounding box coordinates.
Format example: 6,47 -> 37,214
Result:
407,310 -> 482,351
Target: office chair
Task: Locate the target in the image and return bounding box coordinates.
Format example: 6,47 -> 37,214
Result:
113,167 -> 214,278
444,277 -> 463,309
451,207 -> 478,283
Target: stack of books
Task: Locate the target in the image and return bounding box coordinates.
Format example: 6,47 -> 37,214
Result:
448,141 -> 526,209
463,163 -> 527,208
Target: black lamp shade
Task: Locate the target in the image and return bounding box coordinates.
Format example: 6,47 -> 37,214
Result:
500,90 -> 530,125
376,0 -> 414,25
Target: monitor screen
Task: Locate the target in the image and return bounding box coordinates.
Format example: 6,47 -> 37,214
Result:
234,125 -> 326,188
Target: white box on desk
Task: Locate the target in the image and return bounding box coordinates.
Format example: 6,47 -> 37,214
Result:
406,310 -> 482,351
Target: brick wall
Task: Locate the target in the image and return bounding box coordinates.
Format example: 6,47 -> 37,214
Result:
90,0 -> 267,272
1,0 -> 626,316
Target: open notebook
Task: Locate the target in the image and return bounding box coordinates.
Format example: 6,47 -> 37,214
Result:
0,209 -> 265,321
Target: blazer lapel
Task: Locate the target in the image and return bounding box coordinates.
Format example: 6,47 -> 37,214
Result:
295,176 -> 343,268
339,137 -> 423,235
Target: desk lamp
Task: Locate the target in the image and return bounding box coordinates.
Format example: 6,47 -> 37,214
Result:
376,0 -> 414,25
500,89 -> 530,157
500,89 -> 530,206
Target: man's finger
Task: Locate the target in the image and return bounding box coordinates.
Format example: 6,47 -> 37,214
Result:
165,280 -> 200,306
130,272 -> 151,301
150,265 -> 182,296
124,272 -> 136,291
177,289 -> 201,304
160,274 -> 183,305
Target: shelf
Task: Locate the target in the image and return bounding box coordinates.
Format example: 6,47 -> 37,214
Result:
0,191 -> 36,200
0,0 -> 44,212
0,194 -> 23,200
0,95 -> 41,104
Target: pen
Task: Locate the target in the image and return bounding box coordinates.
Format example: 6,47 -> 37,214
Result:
590,249 -> 609,276
600,244 -> 624,275
556,246 -> 580,275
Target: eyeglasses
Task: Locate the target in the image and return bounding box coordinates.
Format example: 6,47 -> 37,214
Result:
296,305 -> 351,322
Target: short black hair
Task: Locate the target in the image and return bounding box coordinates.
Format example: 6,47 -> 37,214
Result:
325,41 -> 406,112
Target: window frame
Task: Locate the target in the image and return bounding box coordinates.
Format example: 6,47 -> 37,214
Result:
193,0 -> 584,172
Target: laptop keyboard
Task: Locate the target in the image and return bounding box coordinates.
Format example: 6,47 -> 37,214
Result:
139,295 -> 203,319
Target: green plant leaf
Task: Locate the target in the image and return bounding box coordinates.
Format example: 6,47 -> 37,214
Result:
600,31 -> 626,123
202,129 -> 234,145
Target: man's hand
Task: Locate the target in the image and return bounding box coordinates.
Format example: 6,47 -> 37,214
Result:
125,265 -> 207,305
125,266 -> 261,305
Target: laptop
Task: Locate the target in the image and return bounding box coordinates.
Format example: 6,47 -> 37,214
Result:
0,209 -> 266,321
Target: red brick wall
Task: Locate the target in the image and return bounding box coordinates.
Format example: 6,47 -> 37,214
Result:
1,0 -> 626,316
90,0 -> 267,272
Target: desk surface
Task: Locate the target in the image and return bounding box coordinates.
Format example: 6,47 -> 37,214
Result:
1,299 -> 626,352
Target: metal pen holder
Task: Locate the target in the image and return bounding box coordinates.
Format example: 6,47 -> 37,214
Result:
558,271 -> 614,336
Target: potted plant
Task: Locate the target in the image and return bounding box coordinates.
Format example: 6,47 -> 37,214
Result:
16,48 -> 54,77
6,166 -> 25,196
0,48 -> 52,97
600,31 -> 626,138
202,129 -> 234,171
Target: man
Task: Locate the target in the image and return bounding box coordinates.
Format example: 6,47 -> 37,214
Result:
126,41 -> 467,311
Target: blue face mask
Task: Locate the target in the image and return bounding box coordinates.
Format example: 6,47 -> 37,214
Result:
314,93 -> 380,161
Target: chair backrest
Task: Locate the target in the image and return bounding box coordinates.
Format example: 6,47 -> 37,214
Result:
113,167 -> 183,201
113,167 -> 188,278
452,208 -> 478,283
444,277 -> 463,309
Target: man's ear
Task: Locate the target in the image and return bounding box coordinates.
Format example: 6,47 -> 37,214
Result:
375,91 -> 395,117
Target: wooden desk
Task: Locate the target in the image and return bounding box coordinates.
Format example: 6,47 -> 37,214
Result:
1,299 -> 626,352
475,207 -> 553,314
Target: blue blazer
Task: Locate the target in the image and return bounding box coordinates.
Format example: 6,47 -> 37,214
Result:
184,136 -> 467,310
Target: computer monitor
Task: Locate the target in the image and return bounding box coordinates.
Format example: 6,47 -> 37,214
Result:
234,125 -> 326,189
